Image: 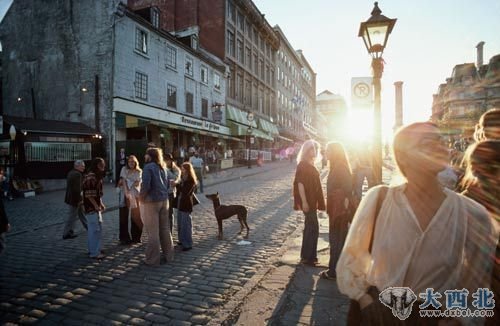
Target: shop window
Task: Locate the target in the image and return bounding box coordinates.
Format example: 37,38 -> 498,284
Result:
25,142 -> 91,162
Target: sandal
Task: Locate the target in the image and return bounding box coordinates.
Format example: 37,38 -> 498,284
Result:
319,270 -> 336,280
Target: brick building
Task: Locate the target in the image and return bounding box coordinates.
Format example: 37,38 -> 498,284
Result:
128,0 -> 281,151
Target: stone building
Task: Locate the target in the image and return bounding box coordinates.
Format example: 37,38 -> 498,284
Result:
431,42 -> 500,139
273,25 -> 317,145
0,0 -> 228,188
316,90 -> 347,141
127,0 -> 281,152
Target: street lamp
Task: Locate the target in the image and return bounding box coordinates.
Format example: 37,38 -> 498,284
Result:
358,1 -> 396,185
247,112 -> 254,169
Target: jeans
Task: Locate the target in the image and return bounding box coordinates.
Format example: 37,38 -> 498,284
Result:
140,200 -> 174,265
328,212 -> 350,276
194,168 -> 203,193
0,232 -> 6,255
300,210 -> 319,263
168,193 -> 175,234
178,210 -> 193,249
63,204 -> 87,237
87,212 -> 103,257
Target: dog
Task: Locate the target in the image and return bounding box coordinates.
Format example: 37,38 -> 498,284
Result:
205,192 -> 249,240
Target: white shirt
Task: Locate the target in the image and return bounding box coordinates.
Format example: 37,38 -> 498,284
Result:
336,184 -> 497,323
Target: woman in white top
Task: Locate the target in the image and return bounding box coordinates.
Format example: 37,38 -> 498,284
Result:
337,122 -> 497,325
118,155 -> 143,244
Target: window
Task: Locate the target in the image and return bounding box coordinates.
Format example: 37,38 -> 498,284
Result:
214,73 -> 221,90
201,66 -> 208,84
237,39 -> 243,63
246,47 -> 251,70
227,31 -> 235,57
134,72 -> 148,100
260,37 -> 265,52
167,84 -> 177,109
185,57 -> 193,76
253,54 -> 258,75
186,92 -> 194,114
271,69 -> 275,86
253,29 -> 259,46
191,36 -> 198,50
237,74 -> 243,102
25,142 -> 92,162
227,1 -> 235,22
151,7 -> 160,28
260,59 -> 264,80
245,80 -> 251,105
266,65 -> 270,84
135,28 -> 148,54
166,45 -> 177,69
246,21 -> 252,38
237,12 -> 245,31
202,98 -> 208,118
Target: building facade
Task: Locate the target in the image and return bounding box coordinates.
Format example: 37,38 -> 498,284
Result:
128,0 -> 281,152
0,0 -> 230,188
431,42 -> 500,140
316,90 -> 347,142
273,26 -> 316,144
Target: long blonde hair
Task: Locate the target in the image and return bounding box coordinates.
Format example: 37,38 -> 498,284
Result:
127,155 -> 142,172
146,147 -> 166,169
181,162 -> 198,184
296,140 -> 320,164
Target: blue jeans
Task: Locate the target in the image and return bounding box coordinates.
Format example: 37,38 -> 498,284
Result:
328,213 -> 350,276
87,212 -> 103,257
178,210 -> 193,249
300,210 -> 319,263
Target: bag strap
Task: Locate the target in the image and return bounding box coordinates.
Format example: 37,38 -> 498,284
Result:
368,186 -> 389,254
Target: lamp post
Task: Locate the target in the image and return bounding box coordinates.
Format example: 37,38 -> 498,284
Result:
358,1 -> 396,185
247,112 -> 254,169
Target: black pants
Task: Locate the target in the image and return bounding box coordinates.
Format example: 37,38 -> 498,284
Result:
119,203 -> 142,242
167,193 -> 175,234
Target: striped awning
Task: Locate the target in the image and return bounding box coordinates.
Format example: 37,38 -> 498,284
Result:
258,118 -> 279,136
226,106 -> 257,128
227,121 -> 274,141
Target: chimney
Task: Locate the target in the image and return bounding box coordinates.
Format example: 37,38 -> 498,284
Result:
394,81 -> 403,132
476,41 -> 485,68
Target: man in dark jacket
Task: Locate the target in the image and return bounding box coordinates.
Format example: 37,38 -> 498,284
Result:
63,160 -> 87,239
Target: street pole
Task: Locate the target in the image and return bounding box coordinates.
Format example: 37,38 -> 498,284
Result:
247,128 -> 252,169
372,57 -> 383,185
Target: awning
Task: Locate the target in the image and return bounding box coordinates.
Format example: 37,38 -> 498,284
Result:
3,115 -> 98,136
258,118 -> 279,136
277,135 -> 294,142
251,128 -> 274,142
226,106 -> 257,128
227,121 -> 274,141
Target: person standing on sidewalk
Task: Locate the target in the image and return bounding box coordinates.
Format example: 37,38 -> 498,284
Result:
139,147 -> 174,266
82,158 -> 106,259
177,162 -> 197,251
336,122 -> 497,325
293,140 -> 325,266
165,154 -> 181,234
118,155 -> 143,244
189,152 -> 204,193
319,142 -> 353,280
63,160 -> 87,240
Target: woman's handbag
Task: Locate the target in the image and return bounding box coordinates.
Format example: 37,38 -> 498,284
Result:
347,186 -> 388,326
192,193 -> 200,206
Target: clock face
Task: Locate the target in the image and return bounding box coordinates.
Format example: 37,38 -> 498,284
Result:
247,112 -> 254,122
353,82 -> 370,98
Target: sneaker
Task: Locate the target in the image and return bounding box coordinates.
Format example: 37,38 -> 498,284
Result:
182,247 -> 192,251
63,234 -> 78,240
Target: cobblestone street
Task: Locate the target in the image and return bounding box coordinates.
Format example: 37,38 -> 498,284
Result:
0,163 -> 303,325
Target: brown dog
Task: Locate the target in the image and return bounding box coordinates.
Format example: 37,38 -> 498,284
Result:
205,193 -> 249,240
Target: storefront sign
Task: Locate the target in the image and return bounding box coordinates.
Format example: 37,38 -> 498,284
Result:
114,98 -> 231,136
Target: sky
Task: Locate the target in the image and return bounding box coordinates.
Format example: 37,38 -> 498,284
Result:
253,0 -> 500,138
1,0 -> 499,139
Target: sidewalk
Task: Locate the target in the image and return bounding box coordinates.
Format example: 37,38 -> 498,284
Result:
210,165 -> 395,325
